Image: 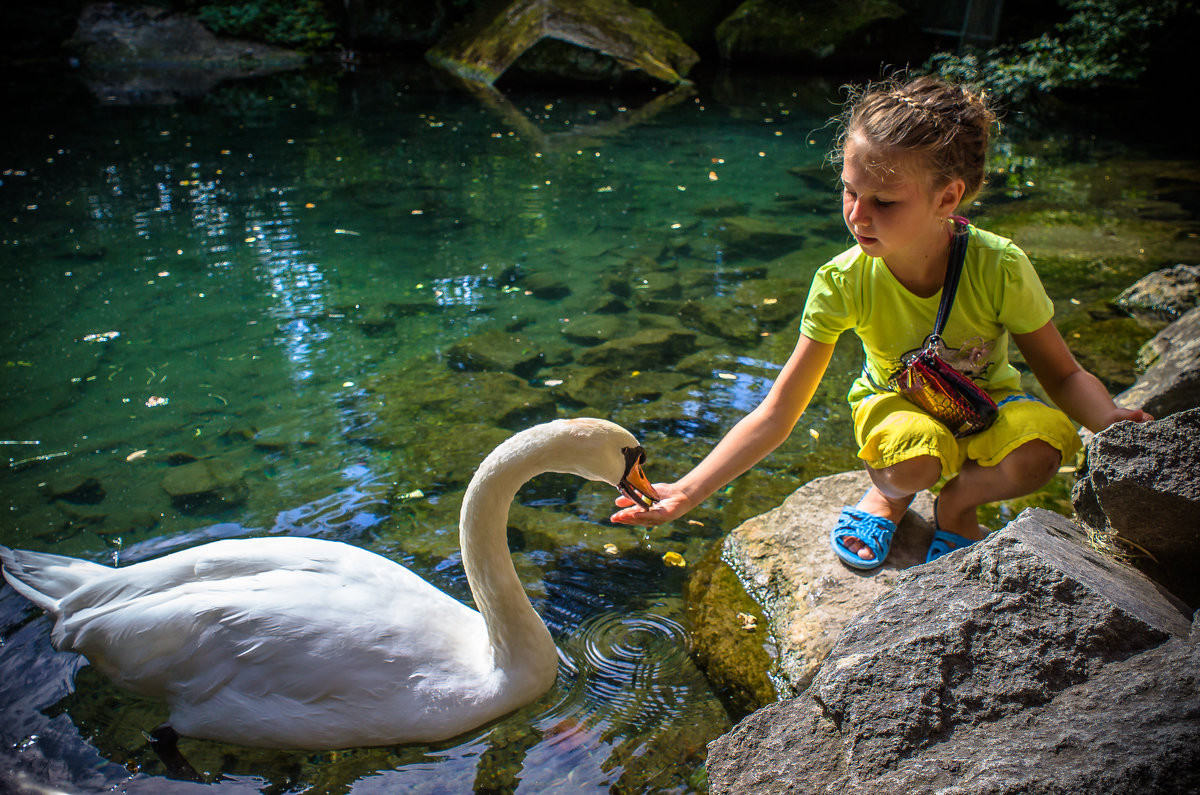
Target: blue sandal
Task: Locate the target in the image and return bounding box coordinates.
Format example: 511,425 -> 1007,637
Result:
830,507 -> 896,571
925,498 -> 980,563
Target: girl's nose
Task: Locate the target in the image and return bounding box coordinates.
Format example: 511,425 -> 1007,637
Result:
847,199 -> 868,226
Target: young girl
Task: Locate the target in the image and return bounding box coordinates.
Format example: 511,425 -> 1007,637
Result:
611,75 -> 1152,569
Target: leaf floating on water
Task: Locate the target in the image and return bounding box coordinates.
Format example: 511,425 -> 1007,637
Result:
736,612 -> 758,631
687,519 -> 704,527
662,551 -> 686,568
145,396 -> 169,407
543,379 -> 563,386
762,297 -> 778,305
125,449 -> 147,462
334,228 -> 361,236
398,489 -> 425,501
717,372 -> 737,380
809,428 -> 820,440
604,543 -> 619,555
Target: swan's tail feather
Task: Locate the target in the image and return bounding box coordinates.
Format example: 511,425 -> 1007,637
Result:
0,545 -> 109,614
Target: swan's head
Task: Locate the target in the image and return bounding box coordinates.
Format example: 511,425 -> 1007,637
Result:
528,418 -> 660,509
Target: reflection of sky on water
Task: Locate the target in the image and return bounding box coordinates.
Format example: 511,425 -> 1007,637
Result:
245,202 -> 329,380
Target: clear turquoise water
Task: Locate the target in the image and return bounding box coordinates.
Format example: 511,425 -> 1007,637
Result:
0,63 -> 1192,793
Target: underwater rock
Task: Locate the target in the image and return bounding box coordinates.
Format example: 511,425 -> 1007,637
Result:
160,458 -> 248,510
1072,408 -> 1200,607
706,509 -> 1198,794
560,314 -> 622,347
679,297 -> 760,344
577,327 -> 698,369
712,215 -> 804,258
732,277 -> 808,330
693,198 -> 752,218
1117,304 -> 1200,419
40,476 -> 105,505
1115,263 -> 1200,322
550,365 -> 695,409
374,368 -> 559,434
426,0 -> 699,86
521,271 -> 572,301
705,471 -> 934,696
447,329 -> 565,377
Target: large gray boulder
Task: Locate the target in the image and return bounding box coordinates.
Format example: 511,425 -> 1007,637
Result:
706,509 -> 1199,794
1072,408 -> 1200,607
1115,263 -> 1200,322
1116,304 -> 1200,419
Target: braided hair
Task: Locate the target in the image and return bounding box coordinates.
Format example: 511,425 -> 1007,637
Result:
834,76 -> 998,204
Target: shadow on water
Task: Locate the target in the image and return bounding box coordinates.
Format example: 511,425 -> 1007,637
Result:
2,58 -> 1198,794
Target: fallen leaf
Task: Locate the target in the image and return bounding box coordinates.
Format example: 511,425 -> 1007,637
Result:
604,543 -> 619,555
662,551 -> 686,568
736,612 -> 758,631
125,449 -> 147,461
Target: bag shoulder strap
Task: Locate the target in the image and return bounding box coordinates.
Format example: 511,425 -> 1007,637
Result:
930,216 -> 971,340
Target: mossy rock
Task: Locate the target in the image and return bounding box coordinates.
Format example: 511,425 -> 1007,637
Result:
577,327 -> 699,369
684,542 -> 775,718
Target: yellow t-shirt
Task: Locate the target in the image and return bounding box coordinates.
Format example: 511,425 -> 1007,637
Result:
800,225 -> 1054,405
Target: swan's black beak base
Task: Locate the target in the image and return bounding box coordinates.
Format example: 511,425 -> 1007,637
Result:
619,446 -> 660,509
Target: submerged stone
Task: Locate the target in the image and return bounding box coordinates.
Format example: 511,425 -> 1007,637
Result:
40,476 -> 106,505
712,215 -> 805,258
161,458 -> 248,511
577,327 -> 698,369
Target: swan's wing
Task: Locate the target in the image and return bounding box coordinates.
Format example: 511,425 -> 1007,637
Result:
53,538 -> 491,704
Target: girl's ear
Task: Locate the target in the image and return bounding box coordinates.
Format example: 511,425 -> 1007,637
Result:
935,177 -> 966,216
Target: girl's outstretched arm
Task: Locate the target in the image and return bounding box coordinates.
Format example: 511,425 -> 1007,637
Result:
1014,320 -> 1154,432
611,334 -> 835,526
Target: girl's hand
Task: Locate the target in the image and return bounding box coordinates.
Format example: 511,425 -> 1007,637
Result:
610,482 -> 692,526
1109,406 -> 1154,426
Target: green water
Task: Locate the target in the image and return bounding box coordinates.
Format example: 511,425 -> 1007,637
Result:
1,62 -> 1196,794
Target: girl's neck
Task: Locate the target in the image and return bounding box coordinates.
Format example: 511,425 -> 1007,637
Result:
883,218 -> 955,298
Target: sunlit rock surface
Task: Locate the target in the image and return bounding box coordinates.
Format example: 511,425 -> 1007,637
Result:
426,0 -> 699,86
706,509 -> 1199,793
1116,263 -> 1200,321
690,471 -> 936,701
1117,305 -> 1200,419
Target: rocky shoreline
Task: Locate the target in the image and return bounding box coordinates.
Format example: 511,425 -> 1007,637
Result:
694,267 -> 1200,791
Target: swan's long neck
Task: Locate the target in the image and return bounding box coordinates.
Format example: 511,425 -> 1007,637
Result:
459,431 -> 558,674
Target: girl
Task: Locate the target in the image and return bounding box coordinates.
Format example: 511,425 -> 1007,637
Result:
611,75 -> 1152,569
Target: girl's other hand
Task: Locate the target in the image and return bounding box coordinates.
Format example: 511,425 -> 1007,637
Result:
1110,406 -> 1154,425
610,482 -> 692,526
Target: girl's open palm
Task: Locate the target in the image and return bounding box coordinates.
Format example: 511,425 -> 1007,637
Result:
611,482 -> 691,526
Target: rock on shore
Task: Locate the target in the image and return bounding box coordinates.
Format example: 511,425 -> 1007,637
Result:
706,510 -> 1199,794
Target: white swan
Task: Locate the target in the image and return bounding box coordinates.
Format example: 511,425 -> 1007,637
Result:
0,418 -> 658,750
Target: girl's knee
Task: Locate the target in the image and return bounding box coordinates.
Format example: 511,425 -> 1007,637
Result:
869,454 -> 942,495
1004,440 -> 1061,488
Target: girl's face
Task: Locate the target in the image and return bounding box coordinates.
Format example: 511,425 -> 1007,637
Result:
840,133 -> 962,270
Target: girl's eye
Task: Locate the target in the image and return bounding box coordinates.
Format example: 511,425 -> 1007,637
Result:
875,199 -> 895,208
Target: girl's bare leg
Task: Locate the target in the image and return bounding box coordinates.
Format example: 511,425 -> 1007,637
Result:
840,454 -> 942,560
934,440 -> 1062,540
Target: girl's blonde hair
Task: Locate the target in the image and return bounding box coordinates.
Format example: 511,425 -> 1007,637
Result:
835,75 -> 998,204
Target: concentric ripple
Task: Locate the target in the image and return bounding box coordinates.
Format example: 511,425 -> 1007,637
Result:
560,610 -> 694,724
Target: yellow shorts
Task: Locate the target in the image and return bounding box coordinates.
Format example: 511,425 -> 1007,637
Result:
851,390 -> 1082,478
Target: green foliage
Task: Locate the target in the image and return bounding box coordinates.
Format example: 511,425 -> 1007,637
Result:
924,0 -> 1187,101
194,0 -> 336,51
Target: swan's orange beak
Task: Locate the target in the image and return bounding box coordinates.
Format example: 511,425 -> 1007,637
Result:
619,446 -> 660,509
